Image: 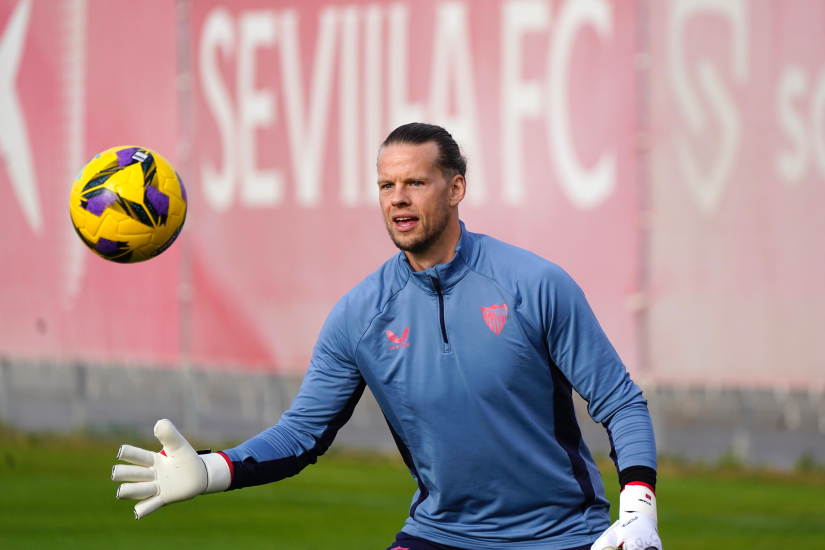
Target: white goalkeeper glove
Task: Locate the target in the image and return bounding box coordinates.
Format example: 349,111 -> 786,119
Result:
111,419 -> 232,519
591,483 -> 662,550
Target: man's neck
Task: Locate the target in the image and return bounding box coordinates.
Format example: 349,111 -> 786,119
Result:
404,218 -> 462,272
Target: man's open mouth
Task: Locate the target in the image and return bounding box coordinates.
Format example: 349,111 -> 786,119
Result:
393,216 -> 419,232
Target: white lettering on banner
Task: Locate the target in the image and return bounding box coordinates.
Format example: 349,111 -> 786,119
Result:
281,9 -> 338,207
388,4 -> 424,128
339,6 -> 360,206
197,1 -> 630,212
238,11 -> 282,207
429,2 -> 486,204
669,0 -> 749,214
548,0 -> 616,210
500,0 -> 549,205
0,0 -> 40,233
775,66 -> 808,185
200,8 -> 236,211
363,4 -> 383,203
200,8 -> 347,209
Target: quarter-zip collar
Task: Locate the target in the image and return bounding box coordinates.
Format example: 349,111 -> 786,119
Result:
398,220 -> 474,294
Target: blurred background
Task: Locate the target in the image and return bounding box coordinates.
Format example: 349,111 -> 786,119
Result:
1,0 -> 825,548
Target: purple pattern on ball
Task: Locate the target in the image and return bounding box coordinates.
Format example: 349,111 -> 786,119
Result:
116,148 -> 139,168
84,189 -> 117,216
145,185 -> 169,217
95,237 -> 120,255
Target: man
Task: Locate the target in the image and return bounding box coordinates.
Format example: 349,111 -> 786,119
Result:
112,123 -> 662,550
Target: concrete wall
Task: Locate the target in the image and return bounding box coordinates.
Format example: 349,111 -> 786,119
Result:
2,360 -> 824,469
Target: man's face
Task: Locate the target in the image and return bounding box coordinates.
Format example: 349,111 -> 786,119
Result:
377,142 -> 454,254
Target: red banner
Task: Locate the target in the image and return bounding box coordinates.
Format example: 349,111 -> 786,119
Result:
3,0 -> 823,388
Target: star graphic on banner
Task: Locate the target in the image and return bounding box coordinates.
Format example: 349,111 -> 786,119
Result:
0,0 -> 41,234
0,0 -> 43,233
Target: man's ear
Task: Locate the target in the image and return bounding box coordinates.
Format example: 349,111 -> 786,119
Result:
449,174 -> 466,207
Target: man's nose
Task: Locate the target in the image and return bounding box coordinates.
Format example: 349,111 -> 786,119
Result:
391,186 -> 410,206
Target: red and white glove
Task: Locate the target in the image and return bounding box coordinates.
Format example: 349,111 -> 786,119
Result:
111,419 -> 232,519
591,482 -> 662,550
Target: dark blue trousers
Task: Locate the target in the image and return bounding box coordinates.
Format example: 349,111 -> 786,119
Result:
387,532 -> 592,550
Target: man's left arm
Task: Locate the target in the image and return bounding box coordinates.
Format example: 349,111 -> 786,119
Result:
540,265 -> 661,550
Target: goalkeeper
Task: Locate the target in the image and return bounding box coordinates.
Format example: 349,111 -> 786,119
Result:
113,123 -> 662,550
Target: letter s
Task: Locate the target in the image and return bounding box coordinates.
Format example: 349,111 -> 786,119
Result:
199,8 -> 236,211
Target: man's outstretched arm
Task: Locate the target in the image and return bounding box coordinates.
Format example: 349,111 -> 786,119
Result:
218,295 -> 364,489
112,295 -> 364,516
220,366 -> 365,490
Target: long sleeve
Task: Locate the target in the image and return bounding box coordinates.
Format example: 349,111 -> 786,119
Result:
540,265 -> 657,472
220,296 -> 365,490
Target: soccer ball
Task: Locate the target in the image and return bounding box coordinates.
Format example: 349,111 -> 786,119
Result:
69,146 -> 187,263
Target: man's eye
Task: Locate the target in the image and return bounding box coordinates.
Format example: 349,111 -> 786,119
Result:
411,181 -> 423,186
381,183 -> 393,190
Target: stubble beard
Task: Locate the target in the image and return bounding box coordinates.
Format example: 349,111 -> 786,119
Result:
384,207 -> 451,255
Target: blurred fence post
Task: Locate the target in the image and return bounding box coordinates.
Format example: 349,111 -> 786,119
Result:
176,0 -> 198,439
71,362 -> 87,431
647,385 -> 667,457
0,357 -> 9,424
178,365 -> 200,437
634,0 -> 652,381
810,387 -> 825,437
732,387 -> 753,463
262,374 -> 288,427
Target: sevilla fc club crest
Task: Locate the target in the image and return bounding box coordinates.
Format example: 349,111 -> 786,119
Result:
482,304 -> 508,334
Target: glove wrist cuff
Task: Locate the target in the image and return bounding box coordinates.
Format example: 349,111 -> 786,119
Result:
201,452 -> 232,494
619,482 -> 657,523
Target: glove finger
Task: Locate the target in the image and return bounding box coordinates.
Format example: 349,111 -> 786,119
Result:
154,419 -> 194,456
117,481 -> 159,500
134,494 -> 165,520
117,445 -> 155,467
112,464 -> 155,482
591,520 -> 620,550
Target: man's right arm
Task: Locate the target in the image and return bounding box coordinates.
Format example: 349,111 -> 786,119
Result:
219,295 -> 366,490
113,295 -> 366,518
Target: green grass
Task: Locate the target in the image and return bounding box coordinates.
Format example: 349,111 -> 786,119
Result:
1,431 -> 824,549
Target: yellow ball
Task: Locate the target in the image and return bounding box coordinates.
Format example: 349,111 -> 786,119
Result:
69,146 -> 187,263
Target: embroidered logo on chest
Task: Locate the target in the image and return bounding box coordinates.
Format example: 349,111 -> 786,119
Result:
481,304 -> 507,334
386,327 -> 409,349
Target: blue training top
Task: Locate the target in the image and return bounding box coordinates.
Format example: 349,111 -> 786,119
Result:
221,222 -> 657,550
